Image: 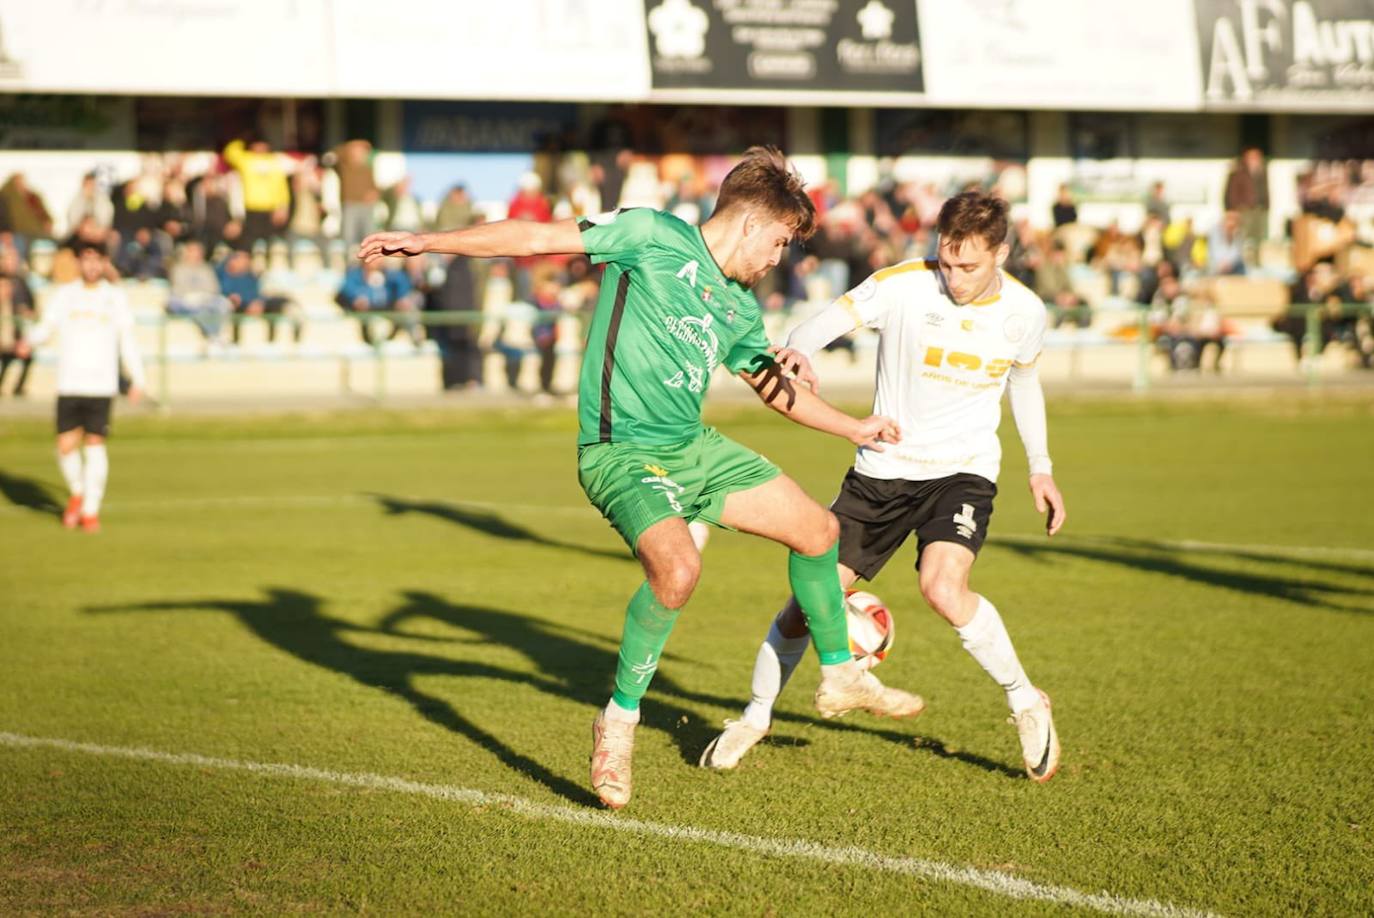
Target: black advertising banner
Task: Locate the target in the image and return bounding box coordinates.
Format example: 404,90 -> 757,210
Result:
646,0 -> 923,94
1197,0 -> 1374,109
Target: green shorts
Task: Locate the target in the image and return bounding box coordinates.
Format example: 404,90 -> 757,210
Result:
577,426 -> 781,553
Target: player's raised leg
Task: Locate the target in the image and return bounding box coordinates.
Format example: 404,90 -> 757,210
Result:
919,540 -> 1059,782
592,517 -> 700,808
719,474 -> 923,721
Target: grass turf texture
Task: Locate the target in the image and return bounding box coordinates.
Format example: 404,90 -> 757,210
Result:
1,395 -> 1372,915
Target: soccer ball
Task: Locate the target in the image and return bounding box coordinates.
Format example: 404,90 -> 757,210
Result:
845,590 -> 895,671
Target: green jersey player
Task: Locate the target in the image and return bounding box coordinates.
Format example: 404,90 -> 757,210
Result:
360,148 -> 923,808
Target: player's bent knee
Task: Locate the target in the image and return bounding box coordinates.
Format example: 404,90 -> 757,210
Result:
650,556 -> 701,609
794,509 -> 839,557
920,575 -> 965,620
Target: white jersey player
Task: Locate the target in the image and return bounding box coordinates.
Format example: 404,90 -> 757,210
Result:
701,191 -> 1066,781
20,244 -> 145,532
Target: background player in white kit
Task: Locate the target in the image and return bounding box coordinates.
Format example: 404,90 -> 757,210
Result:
18,243 -> 145,533
700,191 -> 1067,781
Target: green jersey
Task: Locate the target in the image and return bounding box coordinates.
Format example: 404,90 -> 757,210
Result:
576,208 -> 772,447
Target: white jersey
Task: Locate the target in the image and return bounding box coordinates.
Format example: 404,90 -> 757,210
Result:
824,258 -> 1047,484
27,280 -> 146,398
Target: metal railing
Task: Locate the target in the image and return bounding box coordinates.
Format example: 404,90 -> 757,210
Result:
18,301 -> 1370,406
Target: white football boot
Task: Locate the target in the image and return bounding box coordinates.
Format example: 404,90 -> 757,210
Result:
698,720 -> 769,770
814,662 -> 925,720
590,710 -> 636,809
1010,688 -> 1060,783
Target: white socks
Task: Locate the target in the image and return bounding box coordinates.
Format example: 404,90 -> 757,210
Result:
58,448 -> 84,496
957,595 -> 1040,714
81,444 -> 109,517
741,620 -> 811,730
603,698 -> 640,725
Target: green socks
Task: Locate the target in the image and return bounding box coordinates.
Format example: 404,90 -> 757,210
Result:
610,581 -> 683,711
788,544 -> 853,666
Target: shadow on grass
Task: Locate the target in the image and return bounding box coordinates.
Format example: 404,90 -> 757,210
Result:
0,470 -> 62,515
87,587 -> 1025,804
368,493 -> 632,564
380,591 -> 1024,780
998,535 -> 1374,616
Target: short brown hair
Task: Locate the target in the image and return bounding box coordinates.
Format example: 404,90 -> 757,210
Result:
713,146 -> 817,241
937,191 -> 1008,250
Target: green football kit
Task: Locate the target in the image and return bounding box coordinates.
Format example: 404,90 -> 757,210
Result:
573,208 -> 852,713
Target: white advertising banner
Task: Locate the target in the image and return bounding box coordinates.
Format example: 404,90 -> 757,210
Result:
1196,0 -> 1374,110
917,0 -> 1203,111
328,0 -> 651,101
0,0 -> 335,96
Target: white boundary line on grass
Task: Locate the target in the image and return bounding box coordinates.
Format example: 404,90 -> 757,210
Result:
4,491 -> 1372,563
0,730 -> 1215,917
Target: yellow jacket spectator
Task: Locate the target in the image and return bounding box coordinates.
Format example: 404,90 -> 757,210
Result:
223,138 -> 291,250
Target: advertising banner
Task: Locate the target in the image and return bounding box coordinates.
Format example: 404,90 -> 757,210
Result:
330,0 -> 650,101
917,0 -> 1201,111
646,0 -> 924,99
0,0 -> 334,97
1196,0 -> 1374,110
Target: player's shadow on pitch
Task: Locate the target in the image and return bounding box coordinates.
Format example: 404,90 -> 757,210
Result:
381,589 -> 732,765
0,470 -> 63,515
87,588 -> 603,806
368,493 -> 632,564
999,537 -> 1374,616
85,588 -> 1018,792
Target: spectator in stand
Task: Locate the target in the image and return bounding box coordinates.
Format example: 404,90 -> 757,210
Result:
336,257 -> 419,346
1154,282 -> 1226,372
1005,217 -> 1042,288
188,171 -> 238,253
1333,273 -> 1374,368
218,248 -> 298,345
63,215 -> 114,257
1207,211 -> 1246,277
434,184 -> 474,231
427,253 -> 484,390
155,178 -> 193,247
530,273 -> 563,397
288,156 -> 326,257
1162,217 -> 1204,275
111,179 -> 150,246
1036,242 -> 1090,328
1224,147 -> 1268,261
115,220 -> 169,280
331,139 -> 380,250
1091,220 -> 1143,296
0,173 -> 54,253
1052,183 -> 1078,227
506,172 -> 553,303
0,246 -> 36,395
1144,181 -> 1170,225
167,239 -> 231,347
222,136 -> 292,251
1276,262 -> 1346,363
67,173 -> 114,236
384,176 -> 425,234
115,221 -> 169,280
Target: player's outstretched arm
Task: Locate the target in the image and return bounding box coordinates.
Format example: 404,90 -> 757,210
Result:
738,355 -> 899,451
358,218 -> 586,264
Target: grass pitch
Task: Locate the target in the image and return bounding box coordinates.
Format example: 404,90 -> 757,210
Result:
1,394 -> 1372,915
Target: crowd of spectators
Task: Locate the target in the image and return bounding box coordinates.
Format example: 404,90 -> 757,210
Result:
1,138 -> 1372,396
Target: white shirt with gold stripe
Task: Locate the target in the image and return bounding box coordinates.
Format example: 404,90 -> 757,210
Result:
789,258 -> 1049,485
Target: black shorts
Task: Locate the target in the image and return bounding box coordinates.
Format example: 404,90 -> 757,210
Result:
832,470 -> 997,581
56,396 -> 113,437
